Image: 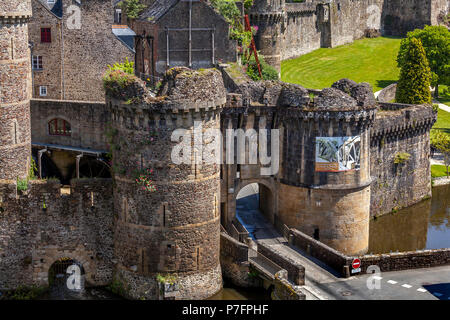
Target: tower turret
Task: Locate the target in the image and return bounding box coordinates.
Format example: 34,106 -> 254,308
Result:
249,0 -> 285,73
277,79 -> 377,255
0,0 -> 32,180
107,67 -> 225,299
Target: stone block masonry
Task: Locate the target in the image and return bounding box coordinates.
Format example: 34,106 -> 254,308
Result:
108,68 -> 226,300
0,0 -> 33,180
0,178 -> 114,289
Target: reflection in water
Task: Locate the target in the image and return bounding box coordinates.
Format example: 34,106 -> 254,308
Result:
369,185 -> 450,254
208,283 -> 271,300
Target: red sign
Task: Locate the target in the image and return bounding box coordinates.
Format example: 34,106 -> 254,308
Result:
352,258 -> 361,269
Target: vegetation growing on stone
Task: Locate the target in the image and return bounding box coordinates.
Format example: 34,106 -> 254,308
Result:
394,152 -> 411,165
395,38 -> 432,105
118,0 -> 147,20
243,53 -> 279,81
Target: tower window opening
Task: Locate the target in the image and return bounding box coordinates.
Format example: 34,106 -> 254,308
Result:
313,228 -> 320,241
41,28 -> 51,43
32,56 -> 43,70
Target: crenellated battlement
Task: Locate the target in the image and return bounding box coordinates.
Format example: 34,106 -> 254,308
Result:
371,103 -> 437,147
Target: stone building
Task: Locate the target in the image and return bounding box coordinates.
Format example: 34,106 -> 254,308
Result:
0,0 -> 441,300
29,0 -> 135,101
131,0 -> 237,81
250,0 -> 449,71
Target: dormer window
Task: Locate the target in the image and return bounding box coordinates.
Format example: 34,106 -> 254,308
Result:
47,0 -> 55,4
48,119 -> 71,136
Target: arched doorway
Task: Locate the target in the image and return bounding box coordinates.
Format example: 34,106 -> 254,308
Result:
235,182 -> 275,240
48,258 -> 85,300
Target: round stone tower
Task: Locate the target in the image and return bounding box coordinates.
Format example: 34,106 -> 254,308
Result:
108,68 -> 225,299
249,0 -> 285,73
0,0 -> 32,180
277,80 -> 377,256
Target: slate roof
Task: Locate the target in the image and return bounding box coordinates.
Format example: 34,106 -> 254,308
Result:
112,25 -> 136,53
36,0 -> 63,18
139,0 -> 179,23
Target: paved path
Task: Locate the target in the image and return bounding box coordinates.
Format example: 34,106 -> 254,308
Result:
235,185 -> 450,300
434,100 -> 450,113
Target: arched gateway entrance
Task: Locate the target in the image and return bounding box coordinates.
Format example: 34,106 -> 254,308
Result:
233,181 -> 276,240
48,258 -> 85,300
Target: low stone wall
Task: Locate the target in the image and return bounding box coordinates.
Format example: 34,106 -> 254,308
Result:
220,233 -> 261,288
289,229 -> 352,277
288,228 -> 450,277
377,83 -> 397,103
359,249 -> 450,274
271,270 -> 305,301
257,242 -> 305,285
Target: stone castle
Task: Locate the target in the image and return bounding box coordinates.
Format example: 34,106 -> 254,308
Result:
0,0 -> 442,299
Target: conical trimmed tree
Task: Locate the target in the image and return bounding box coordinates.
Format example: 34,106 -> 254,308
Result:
396,38 -> 432,104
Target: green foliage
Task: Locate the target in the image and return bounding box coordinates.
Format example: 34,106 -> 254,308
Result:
431,130 -> 450,177
107,57 -> 134,75
210,0 -> 254,51
29,158 -> 38,180
395,38 -> 432,104
16,178 -> 28,192
393,152 -> 411,165
156,273 -> 178,285
1,285 -> 48,300
107,279 -> 128,297
119,0 -> 147,20
243,54 -> 279,81
397,26 -> 450,93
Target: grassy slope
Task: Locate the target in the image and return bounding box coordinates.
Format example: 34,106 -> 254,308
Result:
281,37 -> 402,92
431,165 -> 449,178
433,109 -> 450,134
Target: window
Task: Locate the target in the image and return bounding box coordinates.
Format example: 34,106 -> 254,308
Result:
47,0 -> 55,4
39,86 -> 47,96
114,9 -> 122,24
32,56 -> 43,70
41,28 -> 51,43
48,119 -> 71,136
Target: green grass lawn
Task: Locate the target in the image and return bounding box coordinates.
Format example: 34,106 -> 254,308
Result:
433,108 -> 450,134
281,37 -> 402,92
431,165 -> 449,178
438,85 -> 450,107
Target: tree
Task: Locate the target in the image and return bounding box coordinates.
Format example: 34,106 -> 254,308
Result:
119,0 -> 147,20
395,38 -> 432,104
431,130 -> 450,178
397,26 -> 450,98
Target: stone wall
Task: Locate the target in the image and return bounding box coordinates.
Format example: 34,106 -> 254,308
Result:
370,103 -> 436,217
29,0 -> 134,101
133,0 -> 237,77
109,68 -> 226,300
30,99 -> 110,151
220,233 -> 261,288
271,269 -> 306,300
0,0 -> 32,180
257,242 -> 305,285
0,178 -> 114,290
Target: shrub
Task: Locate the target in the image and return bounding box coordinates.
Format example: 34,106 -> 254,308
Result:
16,178 -> 28,192
395,38 -> 432,104
119,0 -> 146,20
243,54 -> 279,81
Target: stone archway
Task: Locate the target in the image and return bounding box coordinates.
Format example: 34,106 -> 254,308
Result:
33,247 -> 95,288
47,258 -> 86,299
228,179 -> 277,239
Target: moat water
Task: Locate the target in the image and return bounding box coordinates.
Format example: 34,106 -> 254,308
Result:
368,185 -> 450,254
